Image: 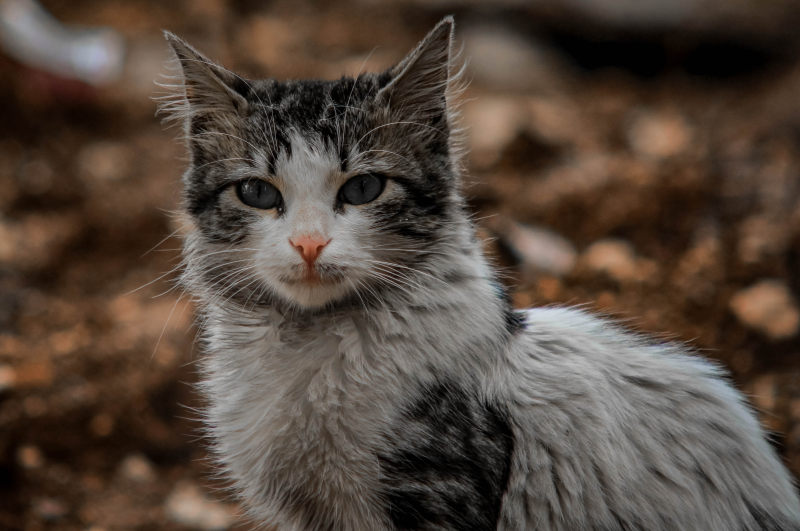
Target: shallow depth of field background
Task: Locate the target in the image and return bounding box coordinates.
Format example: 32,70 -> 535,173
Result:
1,0 -> 800,529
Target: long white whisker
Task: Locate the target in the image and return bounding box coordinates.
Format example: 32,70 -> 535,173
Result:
193,157 -> 261,171
151,290 -> 188,361
141,227 -> 183,257
354,120 -> 445,150
351,149 -> 413,165
127,262 -> 187,295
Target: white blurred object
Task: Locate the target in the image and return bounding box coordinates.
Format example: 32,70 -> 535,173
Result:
489,216 -> 578,277
0,0 -> 124,85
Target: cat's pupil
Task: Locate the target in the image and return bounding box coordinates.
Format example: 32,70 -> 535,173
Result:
339,174 -> 385,206
236,179 -> 281,210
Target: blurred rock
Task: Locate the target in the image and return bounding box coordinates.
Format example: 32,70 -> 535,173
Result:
499,130 -> 562,171
118,453 -> 156,483
671,222 -> 722,302
524,152 -> 613,211
165,481 -> 237,531
525,96 -> 586,148
738,215 -> 789,265
0,364 -> 15,391
489,217 -> 577,276
627,109 -> 692,160
464,97 -> 525,168
749,374 -> 778,413
22,395 -> 47,417
19,157 -> 54,195
16,444 -> 44,469
77,141 -> 133,182
581,239 -> 656,282
13,361 -> 53,388
32,497 -> 68,521
729,280 -> 800,340
90,413 -> 115,437
238,15 -> 302,74
0,214 -> 82,270
462,23 -> 565,92
121,37 -> 173,101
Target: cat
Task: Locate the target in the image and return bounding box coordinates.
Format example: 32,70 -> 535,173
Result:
160,16 -> 800,530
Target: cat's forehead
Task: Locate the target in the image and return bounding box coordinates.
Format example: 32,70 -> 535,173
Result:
245,74 -> 390,172
255,74 -> 386,122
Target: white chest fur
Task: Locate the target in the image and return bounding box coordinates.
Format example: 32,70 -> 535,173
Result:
201,312 -> 397,528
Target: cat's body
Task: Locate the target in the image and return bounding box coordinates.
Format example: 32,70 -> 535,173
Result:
163,17 -> 800,530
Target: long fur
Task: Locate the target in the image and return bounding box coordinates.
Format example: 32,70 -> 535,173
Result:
162,16 -> 800,530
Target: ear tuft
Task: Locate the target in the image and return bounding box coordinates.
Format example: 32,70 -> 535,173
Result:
156,32 -> 249,129
376,16 -> 467,167
378,16 -> 455,118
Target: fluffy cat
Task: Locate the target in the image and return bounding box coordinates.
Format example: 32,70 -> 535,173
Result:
161,17 -> 800,530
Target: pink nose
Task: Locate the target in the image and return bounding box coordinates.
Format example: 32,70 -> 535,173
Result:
289,234 -> 330,266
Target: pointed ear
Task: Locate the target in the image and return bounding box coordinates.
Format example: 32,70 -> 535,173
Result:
159,32 -> 249,125
377,16 -> 455,119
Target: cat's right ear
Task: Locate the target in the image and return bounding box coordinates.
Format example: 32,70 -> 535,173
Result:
158,32 -> 249,126
376,17 -> 455,121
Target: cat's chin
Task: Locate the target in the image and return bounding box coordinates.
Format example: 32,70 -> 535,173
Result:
276,279 -> 353,309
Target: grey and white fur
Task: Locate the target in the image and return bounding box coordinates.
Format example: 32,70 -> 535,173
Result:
160,17 -> 800,530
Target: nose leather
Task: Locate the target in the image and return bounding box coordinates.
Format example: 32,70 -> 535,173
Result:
289,234 -> 330,266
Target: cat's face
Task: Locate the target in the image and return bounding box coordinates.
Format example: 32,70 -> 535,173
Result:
164,19 -> 465,310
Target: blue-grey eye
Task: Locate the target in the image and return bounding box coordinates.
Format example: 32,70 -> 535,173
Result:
339,174 -> 385,205
236,179 -> 282,210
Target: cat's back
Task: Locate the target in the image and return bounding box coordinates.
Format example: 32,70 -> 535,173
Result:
494,306 -> 800,530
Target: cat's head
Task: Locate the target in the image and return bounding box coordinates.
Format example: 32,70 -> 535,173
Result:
161,17 -> 470,311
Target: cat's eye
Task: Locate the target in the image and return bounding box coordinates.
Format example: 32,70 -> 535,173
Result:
338,174 -> 385,205
236,179 -> 282,210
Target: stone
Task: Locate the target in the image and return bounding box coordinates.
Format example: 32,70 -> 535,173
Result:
627,109 -> 692,160
464,97 -> 525,168
118,453 -> 156,483
582,239 -> 641,282
729,280 -> 800,340
77,141 -> 132,182
461,23 -> 564,92
489,217 -> 577,276
0,364 -> 15,391
32,497 -> 68,521
165,481 -> 237,531
16,444 -> 43,469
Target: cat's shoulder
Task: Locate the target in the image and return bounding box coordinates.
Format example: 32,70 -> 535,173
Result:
511,305 -> 728,389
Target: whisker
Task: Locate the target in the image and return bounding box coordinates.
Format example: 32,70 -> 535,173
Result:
354,120 -> 445,150
141,227 -> 183,257
193,157 -> 261,171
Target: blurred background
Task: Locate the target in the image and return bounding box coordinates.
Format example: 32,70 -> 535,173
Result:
1,0 -> 799,528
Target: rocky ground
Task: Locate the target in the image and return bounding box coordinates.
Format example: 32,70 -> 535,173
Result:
1,0 -> 799,529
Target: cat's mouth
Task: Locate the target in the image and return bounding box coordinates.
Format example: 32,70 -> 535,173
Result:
279,264 -> 347,286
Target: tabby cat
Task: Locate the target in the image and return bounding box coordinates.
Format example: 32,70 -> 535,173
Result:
161,17 -> 800,530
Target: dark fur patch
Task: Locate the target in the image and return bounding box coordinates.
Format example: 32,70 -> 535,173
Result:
744,500 -> 798,531
491,280 -> 525,336
378,382 -> 514,530
504,307 -> 526,335
367,175 -> 453,243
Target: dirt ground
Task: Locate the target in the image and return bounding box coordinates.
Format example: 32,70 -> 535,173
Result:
1,1 -> 799,529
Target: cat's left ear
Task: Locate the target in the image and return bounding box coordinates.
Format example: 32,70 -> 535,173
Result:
159,32 -> 249,125
377,16 -> 456,119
